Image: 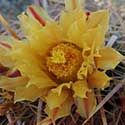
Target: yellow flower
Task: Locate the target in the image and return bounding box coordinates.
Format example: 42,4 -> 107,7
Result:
0,0 -> 123,121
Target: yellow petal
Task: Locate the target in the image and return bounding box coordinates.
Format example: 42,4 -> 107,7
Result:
77,61 -> 94,79
39,88 -> 51,101
15,85 -> 43,102
59,9 -> 86,37
67,17 -> 87,47
56,95 -> 73,118
0,35 -> 13,47
59,11 -> 74,35
95,48 -> 123,70
11,42 -> 57,88
16,62 -> 57,88
87,70 -> 111,89
0,36 -> 14,67
19,16 -> 61,57
18,13 -> 43,37
72,80 -> 91,98
87,10 -> 109,33
0,48 -> 12,68
45,95 -> 73,120
46,89 -> 69,110
27,75 -> 57,89
0,76 -> 29,91
76,91 -> 96,118
64,0 -> 85,11
29,22 -> 63,56
82,25 -> 105,53
77,62 -> 88,79
52,82 -> 72,95
11,42 -> 41,66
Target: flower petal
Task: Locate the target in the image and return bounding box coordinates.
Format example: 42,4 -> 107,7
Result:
0,36 -> 14,67
87,10 -> 109,33
19,18 -> 61,56
67,17 -> 87,47
0,76 -> 29,91
95,48 -> 123,70
77,62 -> 88,79
59,11 -> 74,35
27,75 -> 57,89
88,70 -> 111,89
76,91 -> 96,118
11,42 -> 57,88
52,82 -> 72,95
18,13 -> 43,37
82,25 -> 105,53
64,0 -> 84,11
15,85 -> 43,102
18,5 -> 52,34
16,60 -> 57,88
72,80 -> 91,98
29,22 -> 63,56
59,9 -> 86,37
56,95 -> 73,118
45,94 -> 73,120
0,48 -> 12,68
46,89 -> 69,110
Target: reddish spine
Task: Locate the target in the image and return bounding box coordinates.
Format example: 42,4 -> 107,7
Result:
0,42 -> 11,49
86,11 -> 91,16
86,11 -> 91,20
28,6 -> 46,26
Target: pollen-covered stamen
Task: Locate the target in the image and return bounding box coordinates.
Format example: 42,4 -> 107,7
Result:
46,42 -> 83,82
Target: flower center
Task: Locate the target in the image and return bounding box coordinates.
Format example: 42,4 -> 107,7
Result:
46,42 -> 83,82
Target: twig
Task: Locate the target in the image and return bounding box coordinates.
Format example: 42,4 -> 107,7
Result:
6,112 -> 15,125
16,120 -> 22,125
33,0 -> 40,6
70,113 -> 77,123
42,0 -> 48,11
37,99 -> 43,124
115,110 -> 122,125
106,35 -> 118,47
97,91 -> 107,125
